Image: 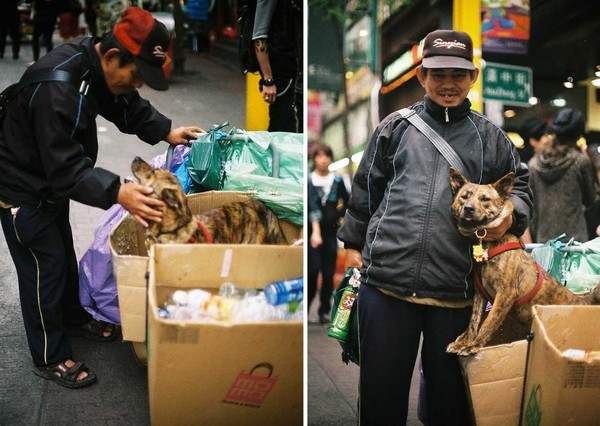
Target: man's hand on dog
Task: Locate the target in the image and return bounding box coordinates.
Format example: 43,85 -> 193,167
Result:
117,182 -> 164,227
165,126 -> 205,145
481,214 -> 513,241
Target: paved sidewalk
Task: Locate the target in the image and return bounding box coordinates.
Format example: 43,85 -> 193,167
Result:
0,36 -> 245,425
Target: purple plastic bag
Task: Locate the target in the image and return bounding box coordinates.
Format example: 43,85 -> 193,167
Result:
78,204 -> 128,324
78,145 -> 191,324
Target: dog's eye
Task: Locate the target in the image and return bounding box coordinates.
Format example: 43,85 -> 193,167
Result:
480,196 -> 490,202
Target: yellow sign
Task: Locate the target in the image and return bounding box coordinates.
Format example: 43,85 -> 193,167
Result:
453,0 -> 483,113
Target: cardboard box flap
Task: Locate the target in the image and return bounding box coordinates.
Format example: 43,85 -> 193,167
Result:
459,316 -> 529,426
533,305 -> 600,354
150,244 -> 303,291
461,340 -> 528,385
521,305 -> 600,424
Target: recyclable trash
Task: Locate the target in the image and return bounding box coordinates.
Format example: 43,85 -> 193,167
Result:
264,277 -> 303,305
159,282 -> 303,323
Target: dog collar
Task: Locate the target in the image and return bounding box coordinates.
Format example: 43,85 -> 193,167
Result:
473,242 -> 544,307
187,219 -> 213,244
484,241 -> 524,258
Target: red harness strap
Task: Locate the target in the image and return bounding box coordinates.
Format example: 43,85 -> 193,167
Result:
187,220 -> 213,244
473,241 -> 544,307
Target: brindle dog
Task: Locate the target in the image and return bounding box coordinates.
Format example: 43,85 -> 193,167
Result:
130,157 -> 288,245
446,167 -> 600,356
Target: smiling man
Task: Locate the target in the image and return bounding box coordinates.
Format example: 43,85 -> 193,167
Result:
338,29 -> 533,424
0,7 -> 202,389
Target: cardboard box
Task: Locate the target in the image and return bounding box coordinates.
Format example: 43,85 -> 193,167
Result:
521,305 -> 600,425
109,191 -> 302,346
147,244 -> 303,425
459,314 -> 530,426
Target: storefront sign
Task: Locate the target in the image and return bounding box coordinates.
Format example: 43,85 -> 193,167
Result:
483,62 -> 532,106
382,39 -> 425,85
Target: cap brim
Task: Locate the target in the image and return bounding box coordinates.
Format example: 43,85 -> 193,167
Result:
422,56 -> 475,70
134,57 -> 168,91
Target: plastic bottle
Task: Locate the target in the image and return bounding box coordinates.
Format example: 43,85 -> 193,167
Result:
328,268 -> 361,342
264,277 -> 303,305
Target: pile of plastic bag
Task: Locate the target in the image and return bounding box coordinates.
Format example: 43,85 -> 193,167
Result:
531,234 -> 600,293
186,124 -> 303,225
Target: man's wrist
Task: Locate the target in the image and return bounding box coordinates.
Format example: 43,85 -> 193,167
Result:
260,78 -> 275,86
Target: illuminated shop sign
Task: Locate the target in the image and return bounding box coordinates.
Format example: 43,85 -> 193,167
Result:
382,38 -> 425,85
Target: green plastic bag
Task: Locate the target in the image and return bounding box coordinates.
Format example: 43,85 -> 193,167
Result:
223,173 -> 303,225
563,238 -> 600,293
531,241 -> 564,283
186,131 -> 230,191
186,125 -> 303,224
240,131 -> 304,182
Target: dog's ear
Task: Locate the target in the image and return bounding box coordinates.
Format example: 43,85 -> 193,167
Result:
448,167 -> 468,195
492,172 -> 515,198
161,187 -> 192,221
161,188 -> 182,208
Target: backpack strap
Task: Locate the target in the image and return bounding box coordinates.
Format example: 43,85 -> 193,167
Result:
397,108 -> 469,177
0,69 -> 83,119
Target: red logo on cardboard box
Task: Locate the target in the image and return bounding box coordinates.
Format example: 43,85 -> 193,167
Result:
222,363 -> 278,407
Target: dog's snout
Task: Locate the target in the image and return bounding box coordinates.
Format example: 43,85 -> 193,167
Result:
463,204 -> 475,215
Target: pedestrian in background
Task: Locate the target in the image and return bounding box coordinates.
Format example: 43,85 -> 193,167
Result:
337,29 -> 532,424
308,144 -> 349,324
252,0 -> 302,133
30,0 -> 59,63
517,117 -> 549,243
0,0 -> 21,60
186,0 -> 210,53
84,0 -> 100,36
529,107 -> 596,243
518,117 -> 549,165
58,8 -> 80,42
0,7 -> 203,389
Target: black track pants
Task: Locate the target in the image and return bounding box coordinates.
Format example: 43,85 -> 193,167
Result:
358,284 -> 473,425
0,201 -> 91,367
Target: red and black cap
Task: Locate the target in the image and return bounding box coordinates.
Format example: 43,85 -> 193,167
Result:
422,29 -> 475,71
113,7 -> 170,91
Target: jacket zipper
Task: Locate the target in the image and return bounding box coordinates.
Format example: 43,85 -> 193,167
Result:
412,155 -> 440,296
444,108 -> 449,122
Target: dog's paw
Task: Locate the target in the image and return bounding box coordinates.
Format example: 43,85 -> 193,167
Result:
446,341 -> 462,354
456,345 -> 482,357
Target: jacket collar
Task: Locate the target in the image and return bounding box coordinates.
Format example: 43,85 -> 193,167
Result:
424,95 -> 472,122
82,37 -> 108,89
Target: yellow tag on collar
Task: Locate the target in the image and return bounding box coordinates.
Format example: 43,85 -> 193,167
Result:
473,244 -> 488,263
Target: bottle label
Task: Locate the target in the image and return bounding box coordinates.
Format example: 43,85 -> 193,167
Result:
327,290 -> 356,342
264,277 -> 304,305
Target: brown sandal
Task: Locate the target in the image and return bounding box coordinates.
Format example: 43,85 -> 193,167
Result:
68,319 -> 119,342
33,360 -> 97,389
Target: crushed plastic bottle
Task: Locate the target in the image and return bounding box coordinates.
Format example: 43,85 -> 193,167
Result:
160,282 -> 303,323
